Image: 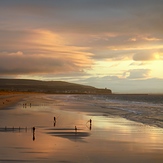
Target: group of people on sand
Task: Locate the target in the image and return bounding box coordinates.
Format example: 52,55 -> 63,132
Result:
4,116 -> 92,142
1,99 -> 10,105
32,117 -> 92,141
75,119 -> 92,132
53,116 -> 92,132
23,103 -> 31,108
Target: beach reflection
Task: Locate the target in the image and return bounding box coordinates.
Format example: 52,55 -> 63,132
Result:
0,94 -> 163,162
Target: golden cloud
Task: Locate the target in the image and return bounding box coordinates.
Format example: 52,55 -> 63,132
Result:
0,29 -> 93,76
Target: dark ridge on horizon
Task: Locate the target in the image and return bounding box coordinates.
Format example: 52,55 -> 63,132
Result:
0,78 -> 112,94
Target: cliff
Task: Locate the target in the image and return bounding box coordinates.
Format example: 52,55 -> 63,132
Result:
0,79 -> 112,94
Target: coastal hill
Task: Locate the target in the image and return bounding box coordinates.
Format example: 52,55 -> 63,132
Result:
0,79 -> 112,94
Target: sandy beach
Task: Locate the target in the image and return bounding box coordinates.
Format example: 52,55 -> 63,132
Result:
0,92 -> 26,110
0,94 -> 163,163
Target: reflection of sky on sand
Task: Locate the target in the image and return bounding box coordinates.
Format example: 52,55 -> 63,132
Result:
91,116 -> 163,155
0,94 -> 163,162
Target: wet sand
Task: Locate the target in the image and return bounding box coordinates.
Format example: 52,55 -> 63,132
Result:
0,92 -> 26,110
0,92 -> 41,110
0,94 -> 163,163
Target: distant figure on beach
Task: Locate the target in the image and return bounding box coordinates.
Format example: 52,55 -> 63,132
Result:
32,127 -> 35,141
33,127 -> 35,132
53,117 -> 56,127
23,103 -> 27,108
75,126 -> 77,132
86,119 -> 92,130
30,103 -> 31,107
89,119 -> 92,130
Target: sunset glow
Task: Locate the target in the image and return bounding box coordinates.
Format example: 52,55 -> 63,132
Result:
0,0 -> 163,93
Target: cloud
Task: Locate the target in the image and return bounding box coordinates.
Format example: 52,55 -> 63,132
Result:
123,69 -> 151,79
0,51 -> 76,75
78,75 -> 163,93
129,62 -> 147,66
58,31 -> 163,61
1,0 -> 163,35
133,52 -> 155,61
0,50 -> 92,76
133,51 -> 163,61
0,29 -> 93,76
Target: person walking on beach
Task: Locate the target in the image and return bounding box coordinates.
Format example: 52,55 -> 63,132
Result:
32,127 -> 35,141
75,126 -> 77,132
89,119 -> 92,130
90,119 -> 92,125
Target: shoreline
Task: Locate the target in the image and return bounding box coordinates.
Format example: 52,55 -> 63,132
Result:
1,92 -> 162,129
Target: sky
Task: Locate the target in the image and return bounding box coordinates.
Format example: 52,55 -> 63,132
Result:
0,0 -> 163,93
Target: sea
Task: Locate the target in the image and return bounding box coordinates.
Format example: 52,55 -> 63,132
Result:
56,94 -> 163,128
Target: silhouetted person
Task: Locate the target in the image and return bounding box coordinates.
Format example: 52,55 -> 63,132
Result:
75,126 -> 77,133
90,119 -> 92,125
30,103 -> 31,107
33,127 -> 35,132
53,116 -> 56,127
32,127 -> 35,141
